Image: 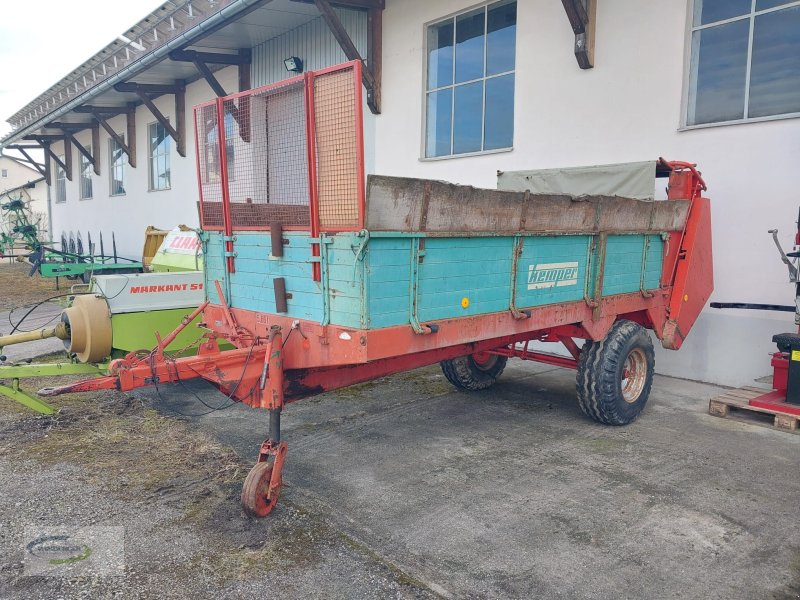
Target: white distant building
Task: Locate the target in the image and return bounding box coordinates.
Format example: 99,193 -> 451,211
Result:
0,0 -> 798,387
0,154 -> 49,239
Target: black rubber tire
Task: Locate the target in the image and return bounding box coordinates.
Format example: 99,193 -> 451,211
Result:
441,353 -> 507,390
576,320 -> 655,425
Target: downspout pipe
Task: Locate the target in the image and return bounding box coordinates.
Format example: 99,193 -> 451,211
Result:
0,0 -> 271,150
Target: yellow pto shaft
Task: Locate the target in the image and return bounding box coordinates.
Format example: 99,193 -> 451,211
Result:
0,322 -> 69,349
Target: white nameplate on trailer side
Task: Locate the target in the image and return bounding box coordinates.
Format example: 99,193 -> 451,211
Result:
528,262 -> 579,290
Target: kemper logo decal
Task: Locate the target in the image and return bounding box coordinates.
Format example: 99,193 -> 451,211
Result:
528,262 -> 579,290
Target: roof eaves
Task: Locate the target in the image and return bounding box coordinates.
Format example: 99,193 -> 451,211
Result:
5,0 -> 243,131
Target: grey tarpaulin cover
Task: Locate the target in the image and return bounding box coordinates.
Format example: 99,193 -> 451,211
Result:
497,161 -> 658,200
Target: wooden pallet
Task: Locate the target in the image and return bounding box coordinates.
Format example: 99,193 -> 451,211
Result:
709,386 -> 800,434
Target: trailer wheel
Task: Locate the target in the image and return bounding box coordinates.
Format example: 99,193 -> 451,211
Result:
441,352 -> 507,390
576,320 -> 655,425
241,457 -> 280,517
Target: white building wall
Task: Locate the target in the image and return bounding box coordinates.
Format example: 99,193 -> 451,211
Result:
0,156 -> 41,194
43,0 -> 799,386
49,67 -> 240,259
375,0 -> 800,386
252,8 -> 367,87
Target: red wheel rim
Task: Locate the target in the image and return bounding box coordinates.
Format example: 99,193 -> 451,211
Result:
241,458 -> 278,517
472,352 -> 497,371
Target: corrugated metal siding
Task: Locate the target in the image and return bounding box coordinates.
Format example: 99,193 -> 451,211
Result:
252,8 -> 368,88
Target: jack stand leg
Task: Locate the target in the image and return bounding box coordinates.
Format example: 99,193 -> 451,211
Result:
241,328 -> 288,518
0,378 -> 56,415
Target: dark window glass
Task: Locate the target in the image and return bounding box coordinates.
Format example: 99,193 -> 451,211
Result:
749,6 -> 800,118
453,81 -> 484,154
484,74 -> 514,150
756,0 -> 794,10
487,0 -> 516,75
427,20 -> 454,90
425,1 -> 516,156
694,0 -> 751,26
110,137 -> 126,196
80,145 -> 93,200
689,19 -> 749,124
455,8 -> 485,83
149,122 -> 171,190
426,89 -> 453,157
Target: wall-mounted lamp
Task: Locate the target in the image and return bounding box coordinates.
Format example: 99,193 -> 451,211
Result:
283,56 -> 304,73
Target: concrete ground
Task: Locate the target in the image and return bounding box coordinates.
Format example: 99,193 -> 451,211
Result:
0,305 -> 65,362
1,357 -> 799,598
138,362 -> 799,598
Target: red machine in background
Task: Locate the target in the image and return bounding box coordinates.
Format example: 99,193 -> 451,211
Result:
711,210 -> 800,418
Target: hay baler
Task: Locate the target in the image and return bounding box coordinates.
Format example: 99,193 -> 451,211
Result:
42,62 -> 714,517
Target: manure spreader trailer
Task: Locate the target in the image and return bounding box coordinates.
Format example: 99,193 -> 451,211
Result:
41,62 -> 714,517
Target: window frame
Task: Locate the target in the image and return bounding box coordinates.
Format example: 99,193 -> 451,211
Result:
79,143 -> 93,201
148,120 -> 172,192
420,0 -> 517,160
54,158 -> 66,204
108,135 -> 126,197
681,0 -> 800,130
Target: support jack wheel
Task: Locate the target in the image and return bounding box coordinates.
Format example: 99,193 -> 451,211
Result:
241,441 -> 287,517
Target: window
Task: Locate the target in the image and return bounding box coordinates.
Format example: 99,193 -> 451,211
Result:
1,169 -> 7,178
109,136 -> 126,196
148,121 -> 171,191
687,0 -> 800,126
425,0 -> 517,158
55,159 -> 66,204
79,144 -> 93,200
203,109 -> 236,182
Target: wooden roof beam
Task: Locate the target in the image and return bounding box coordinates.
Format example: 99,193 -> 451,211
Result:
125,84 -> 186,157
5,145 -> 48,183
23,134 -> 66,141
73,105 -> 128,116
312,0 -> 381,114
114,82 -> 184,95
561,0 -> 596,69
65,129 -> 100,176
45,122 -> 93,132
168,49 -> 251,66
93,107 -> 136,168
36,141 -> 71,182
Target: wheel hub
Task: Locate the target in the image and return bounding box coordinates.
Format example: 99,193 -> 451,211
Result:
621,348 -> 647,403
472,352 -> 498,371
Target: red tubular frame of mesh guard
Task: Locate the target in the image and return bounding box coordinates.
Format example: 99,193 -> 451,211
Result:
192,61 -> 365,281
193,62 -> 365,245
305,70 -> 322,281
217,97 -> 235,273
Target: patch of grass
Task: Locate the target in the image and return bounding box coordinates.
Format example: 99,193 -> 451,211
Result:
0,262 -> 59,308
31,405 -> 243,496
0,378 -> 245,505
